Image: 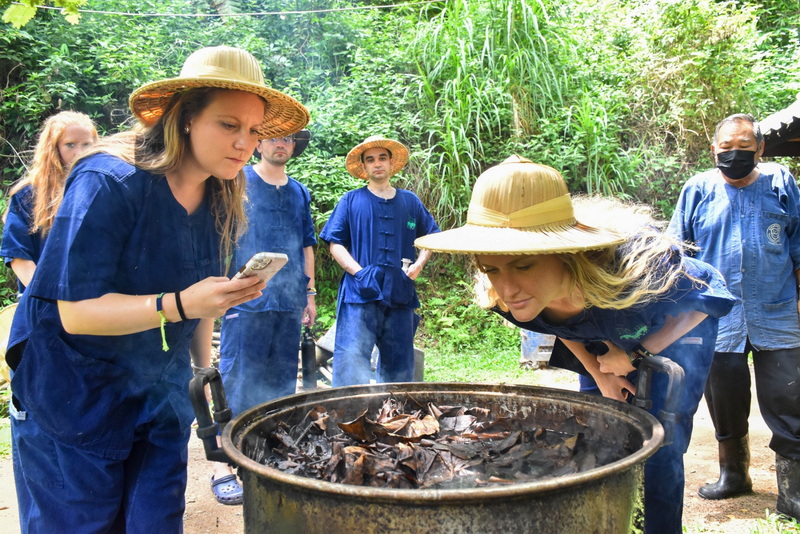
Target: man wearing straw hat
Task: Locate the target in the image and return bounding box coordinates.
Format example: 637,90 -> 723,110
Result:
210,130 -> 316,504
320,136 -> 439,386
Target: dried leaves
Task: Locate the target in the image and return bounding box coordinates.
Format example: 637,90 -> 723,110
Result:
249,394 -> 627,490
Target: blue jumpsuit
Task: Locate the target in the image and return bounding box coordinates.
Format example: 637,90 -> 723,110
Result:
219,167 -> 316,415
319,186 -> 439,386
6,153 -> 222,533
497,256 -> 735,534
1,184 -> 45,528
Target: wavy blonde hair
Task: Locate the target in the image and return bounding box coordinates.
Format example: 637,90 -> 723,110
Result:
478,197 -> 699,311
5,111 -> 98,234
77,88 -> 251,270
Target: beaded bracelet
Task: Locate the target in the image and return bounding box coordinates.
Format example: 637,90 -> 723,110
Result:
627,343 -> 656,369
306,288 -> 317,296
156,292 -> 170,351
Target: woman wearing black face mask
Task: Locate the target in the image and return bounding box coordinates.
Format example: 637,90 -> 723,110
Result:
668,113 -> 800,521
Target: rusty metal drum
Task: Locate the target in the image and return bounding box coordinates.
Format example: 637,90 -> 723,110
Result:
198,381 -> 664,534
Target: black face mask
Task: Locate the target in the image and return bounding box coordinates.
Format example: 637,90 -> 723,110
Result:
716,149 -> 757,180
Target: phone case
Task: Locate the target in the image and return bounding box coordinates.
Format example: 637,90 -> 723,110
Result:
233,252 -> 288,283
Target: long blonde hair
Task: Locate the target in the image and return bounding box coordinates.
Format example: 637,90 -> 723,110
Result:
479,197 -> 698,312
77,88 -> 249,270
6,111 -> 98,234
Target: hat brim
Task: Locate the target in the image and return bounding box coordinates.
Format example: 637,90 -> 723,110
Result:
345,139 -> 409,180
129,77 -> 310,139
292,129 -> 311,157
415,221 -> 626,255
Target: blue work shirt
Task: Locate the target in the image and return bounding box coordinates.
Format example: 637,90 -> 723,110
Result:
1,185 -> 43,294
228,167 -> 316,313
498,256 -> 734,351
8,153 -> 221,458
668,162 -> 800,352
320,186 -> 439,308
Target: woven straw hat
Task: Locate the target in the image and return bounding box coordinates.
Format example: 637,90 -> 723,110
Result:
129,46 -> 309,139
415,155 -> 626,255
0,303 -> 17,384
345,136 -> 409,180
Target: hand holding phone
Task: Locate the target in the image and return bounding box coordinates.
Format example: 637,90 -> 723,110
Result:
233,252 -> 288,283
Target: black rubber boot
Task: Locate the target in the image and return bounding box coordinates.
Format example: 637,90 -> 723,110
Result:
776,454 -> 800,520
698,435 -> 753,500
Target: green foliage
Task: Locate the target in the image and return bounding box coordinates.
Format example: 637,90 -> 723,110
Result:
415,256 -> 519,354
1,0 -> 84,28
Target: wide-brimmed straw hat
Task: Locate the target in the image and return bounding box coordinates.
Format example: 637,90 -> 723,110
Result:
129,45 -> 309,139
345,135 -> 409,180
415,155 -> 626,255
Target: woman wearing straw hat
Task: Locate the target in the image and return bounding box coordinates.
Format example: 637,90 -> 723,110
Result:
5,45 -> 308,532
415,156 -> 735,534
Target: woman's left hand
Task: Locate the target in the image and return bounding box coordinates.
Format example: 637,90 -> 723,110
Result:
597,342 -> 636,376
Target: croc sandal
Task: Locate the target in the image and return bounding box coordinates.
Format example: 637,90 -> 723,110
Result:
211,474 -> 243,505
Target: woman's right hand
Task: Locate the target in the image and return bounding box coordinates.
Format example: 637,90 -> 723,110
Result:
592,372 -> 636,402
179,275 -> 266,319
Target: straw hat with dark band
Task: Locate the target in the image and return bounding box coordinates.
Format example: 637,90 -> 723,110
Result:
129,46 -> 309,139
414,155 -> 626,255
345,135 -> 409,180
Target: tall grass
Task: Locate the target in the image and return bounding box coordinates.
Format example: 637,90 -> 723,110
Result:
406,0 -> 570,228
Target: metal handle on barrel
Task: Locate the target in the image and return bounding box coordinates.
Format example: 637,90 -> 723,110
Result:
632,355 -> 684,447
189,367 -> 235,464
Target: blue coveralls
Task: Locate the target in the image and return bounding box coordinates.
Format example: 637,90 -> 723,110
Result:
668,162 -> 800,460
499,256 -> 735,534
219,167 -> 316,415
319,186 -> 439,386
0,184 -> 45,527
6,153 -> 221,533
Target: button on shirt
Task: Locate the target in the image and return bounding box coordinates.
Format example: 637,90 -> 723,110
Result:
668,162 -> 800,352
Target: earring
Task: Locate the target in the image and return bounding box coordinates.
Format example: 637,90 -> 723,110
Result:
184,126 -> 190,134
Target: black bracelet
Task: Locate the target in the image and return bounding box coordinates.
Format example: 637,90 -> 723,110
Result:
627,344 -> 657,369
174,291 -> 188,322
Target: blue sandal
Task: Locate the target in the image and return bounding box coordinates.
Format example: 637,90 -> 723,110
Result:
211,474 -> 243,505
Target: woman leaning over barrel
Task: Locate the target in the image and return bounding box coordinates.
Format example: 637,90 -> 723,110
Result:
415,156 -> 735,534
5,46 -> 309,532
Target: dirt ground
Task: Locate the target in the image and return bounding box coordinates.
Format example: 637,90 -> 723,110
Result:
0,366 -> 786,533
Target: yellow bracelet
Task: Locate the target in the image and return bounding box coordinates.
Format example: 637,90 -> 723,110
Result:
156,292 -> 169,352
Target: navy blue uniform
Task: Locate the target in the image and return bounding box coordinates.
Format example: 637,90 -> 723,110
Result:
7,153 -> 222,532
320,186 -> 439,386
219,167 -> 316,413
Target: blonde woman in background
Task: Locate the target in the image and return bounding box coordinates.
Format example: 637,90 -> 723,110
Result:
2,110 -> 98,291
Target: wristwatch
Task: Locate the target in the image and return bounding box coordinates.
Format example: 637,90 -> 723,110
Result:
627,344 -> 657,369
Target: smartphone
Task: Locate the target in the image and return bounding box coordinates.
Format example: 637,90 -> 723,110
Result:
233,252 -> 288,283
